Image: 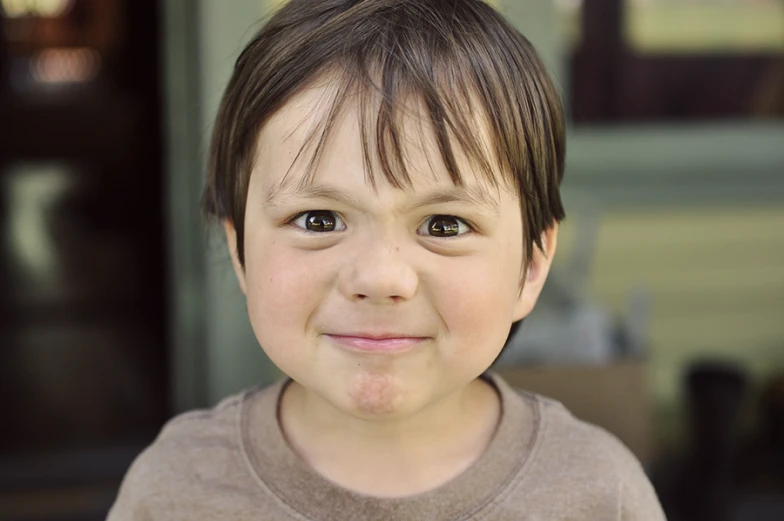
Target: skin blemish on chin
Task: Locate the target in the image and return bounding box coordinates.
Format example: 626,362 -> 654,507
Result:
347,372 -> 401,416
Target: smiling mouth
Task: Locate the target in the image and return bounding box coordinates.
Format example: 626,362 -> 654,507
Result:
324,334 -> 428,354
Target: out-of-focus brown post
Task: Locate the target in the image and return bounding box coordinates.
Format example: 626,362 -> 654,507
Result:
0,8 -> 7,177
573,0 -> 624,122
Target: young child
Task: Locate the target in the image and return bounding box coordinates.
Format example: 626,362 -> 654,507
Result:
109,0 -> 666,519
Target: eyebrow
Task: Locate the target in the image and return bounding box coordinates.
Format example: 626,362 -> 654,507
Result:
264,183 -> 500,214
264,183 -> 361,210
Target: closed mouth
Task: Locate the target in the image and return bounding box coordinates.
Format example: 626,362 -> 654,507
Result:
324,333 -> 428,353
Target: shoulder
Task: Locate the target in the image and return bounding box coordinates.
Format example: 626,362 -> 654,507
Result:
533,392 -> 644,477
513,390 -> 666,520
138,389 -> 249,472
107,385 -> 274,519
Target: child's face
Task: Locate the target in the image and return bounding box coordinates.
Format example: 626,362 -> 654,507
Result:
226,83 -> 555,420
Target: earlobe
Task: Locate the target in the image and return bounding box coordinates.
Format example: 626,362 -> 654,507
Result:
224,220 -> 248,295
512,224 -> 559,322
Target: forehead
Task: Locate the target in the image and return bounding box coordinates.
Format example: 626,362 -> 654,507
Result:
252,77 -> 511,199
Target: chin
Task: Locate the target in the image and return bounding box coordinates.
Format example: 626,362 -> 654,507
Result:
341,371 -> 408,417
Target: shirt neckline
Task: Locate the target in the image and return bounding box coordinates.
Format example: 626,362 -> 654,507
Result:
240,373 -> 542,521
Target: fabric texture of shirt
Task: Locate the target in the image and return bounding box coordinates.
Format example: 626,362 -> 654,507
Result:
107,373 -> 667,520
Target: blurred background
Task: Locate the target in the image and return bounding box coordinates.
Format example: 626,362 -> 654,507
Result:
0,0 -> 781,519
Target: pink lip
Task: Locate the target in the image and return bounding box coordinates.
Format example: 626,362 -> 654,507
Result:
325,334 -> 428,353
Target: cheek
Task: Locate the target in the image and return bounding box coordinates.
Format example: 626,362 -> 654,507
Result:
448,226 -> 523,318
433,252 -> 521,355
242,244 -> 327,356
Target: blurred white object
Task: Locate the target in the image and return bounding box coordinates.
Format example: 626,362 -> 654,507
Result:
496,203 -> 652,367
501,305 -> 615,365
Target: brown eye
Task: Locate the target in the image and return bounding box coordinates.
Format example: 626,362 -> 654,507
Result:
422,215 -> 469,237
292,211 -> 346,232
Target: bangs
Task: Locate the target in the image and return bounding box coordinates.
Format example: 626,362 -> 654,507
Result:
282,58 -> 507,198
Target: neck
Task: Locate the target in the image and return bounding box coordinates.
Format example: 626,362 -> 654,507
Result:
278,377 -> 501,498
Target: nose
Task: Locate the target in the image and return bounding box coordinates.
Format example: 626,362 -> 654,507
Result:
339,233 -> 419,304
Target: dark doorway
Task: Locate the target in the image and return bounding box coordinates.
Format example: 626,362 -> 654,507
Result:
0,0 -> 168,517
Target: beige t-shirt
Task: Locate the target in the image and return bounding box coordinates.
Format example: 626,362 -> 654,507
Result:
108,373 -> 666,520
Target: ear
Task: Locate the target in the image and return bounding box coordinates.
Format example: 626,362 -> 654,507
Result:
513,224 -> 559,321
224,220 -> 247,295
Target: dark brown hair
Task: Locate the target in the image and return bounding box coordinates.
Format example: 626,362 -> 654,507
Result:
203,0 -> 566,267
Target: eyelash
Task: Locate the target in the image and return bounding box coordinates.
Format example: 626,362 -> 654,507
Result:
288,210 -> 347,233
286,210 -> 476,237
417,215 -> 475,238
